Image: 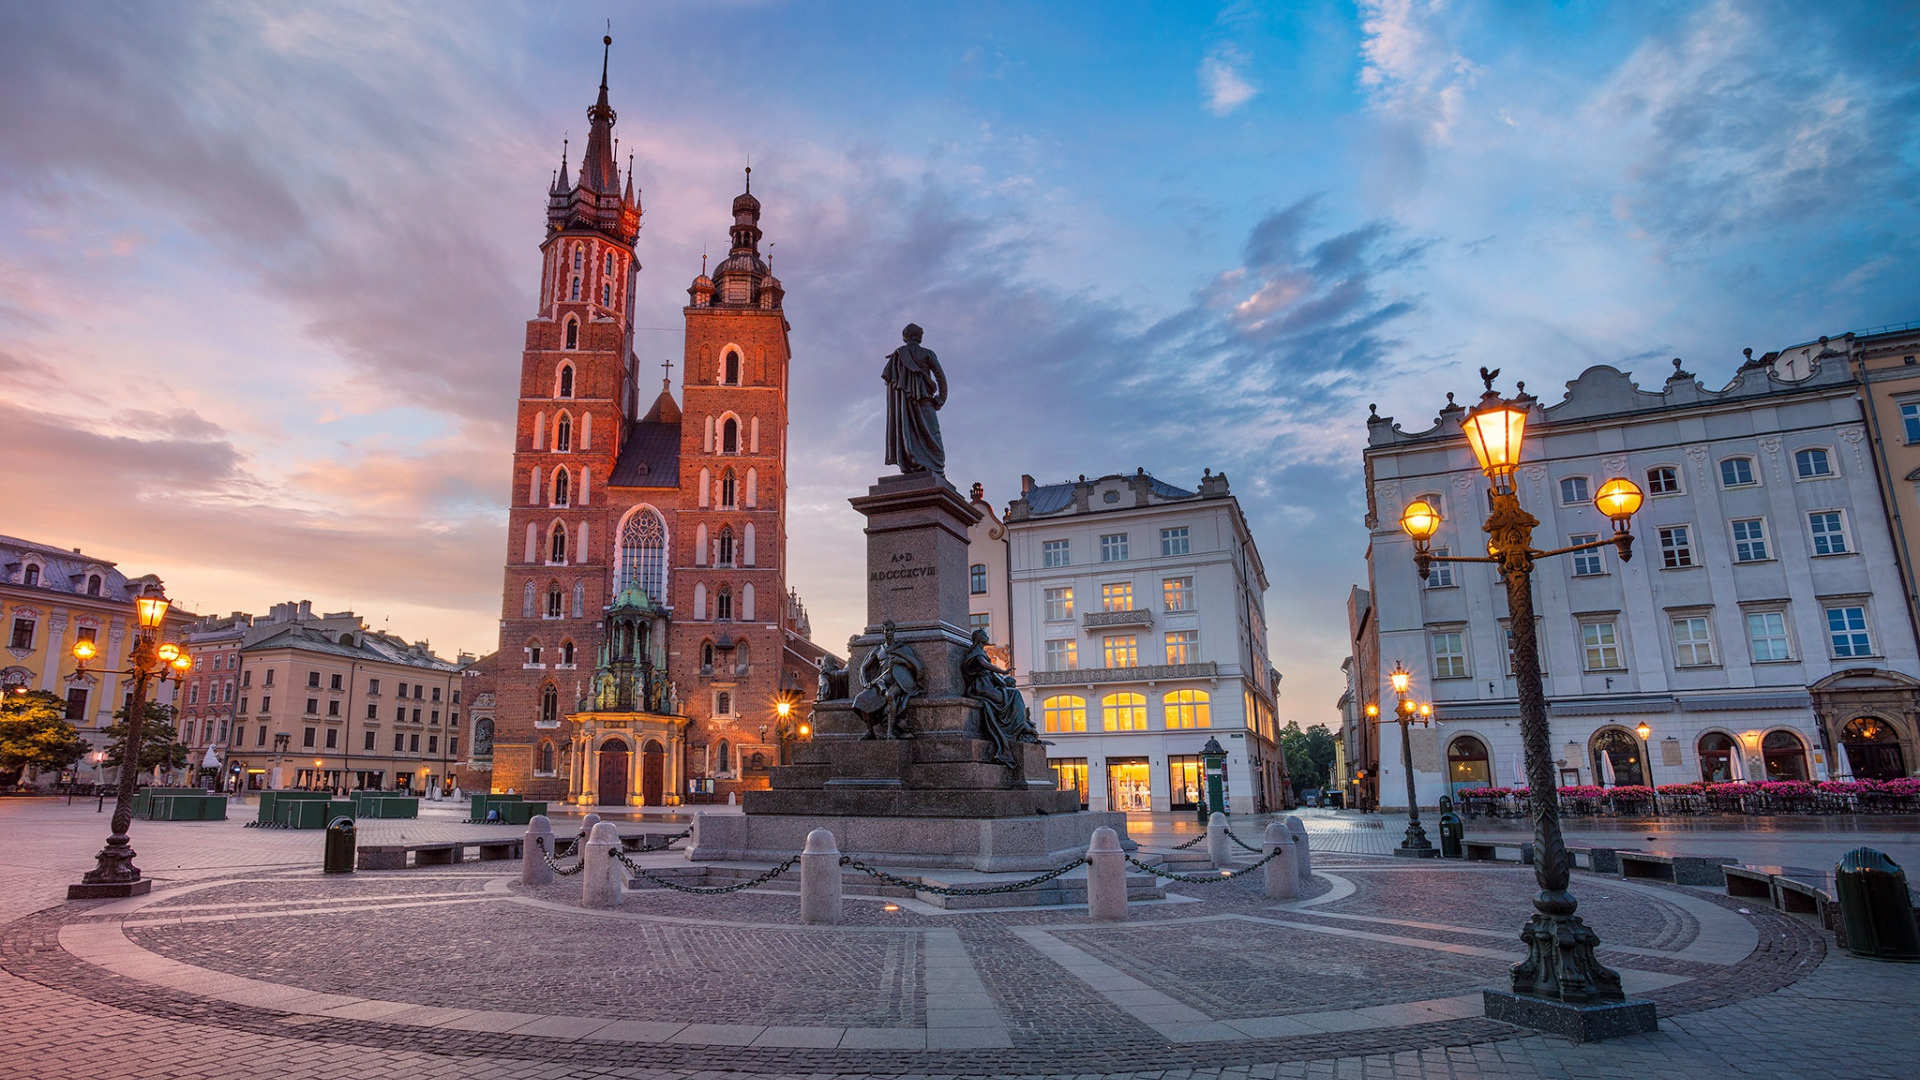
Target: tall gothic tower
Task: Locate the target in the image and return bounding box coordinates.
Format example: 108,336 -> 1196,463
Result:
668,170 -> 799,783
493,37 -> 642,796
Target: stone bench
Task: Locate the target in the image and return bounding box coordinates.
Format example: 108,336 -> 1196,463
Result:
1617,851 -> 1734,886
1461,839 -> 1533,864
355,842 -> 461,870
1722,864 -> 1776,899
1566,845 -> 1635,875
468,838 -> 522,862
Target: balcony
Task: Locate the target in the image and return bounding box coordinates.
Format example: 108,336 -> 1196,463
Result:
1083,608 -> 1153,630
1030,661 -> 1217,686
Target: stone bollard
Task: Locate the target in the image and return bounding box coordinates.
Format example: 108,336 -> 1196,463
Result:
799,829 -> 843,925
579,812 -> 602,840
522,814 -> 554,886
1207,811 -> 1233,869
1284,815 -> 1312,884
581,821 -> 624,909
1262,822 -> 1299,899
1087,827 -> 1127,921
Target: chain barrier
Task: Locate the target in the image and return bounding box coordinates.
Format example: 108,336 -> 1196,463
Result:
532,834 -> 586,876
613,848 -> 801,894
1123,846 -> 1283,885
1170,832 -> 1207,850
837,855 -> 1089,897
1222,828 -> 1263,854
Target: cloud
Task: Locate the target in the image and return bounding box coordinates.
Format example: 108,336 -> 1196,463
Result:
1200,45 -> 1260,116
1356,0 -> 1479,143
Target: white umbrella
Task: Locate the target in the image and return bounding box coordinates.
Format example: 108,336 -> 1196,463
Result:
201,745 -> 221,770
1830,747 -> 1855,783
1509,753 -> 1524,788
1599,749 -> 1617,787
1727,746 -> 1746,783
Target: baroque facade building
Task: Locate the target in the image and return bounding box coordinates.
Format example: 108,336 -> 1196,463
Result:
965,482 -> 1013,672
1357,338 -> 1920,810
1003,470 -> 1286,814
1,535 -> 193,756
475,41 -> 827,805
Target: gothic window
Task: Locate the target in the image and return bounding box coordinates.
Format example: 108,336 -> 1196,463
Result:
552,469 -> 570,507
86,575 -> 101,596
722,417 -> 739,454
618,509 -> 668,601
526,639 -> 542,665
734,640 -> 749,674
717,585 -> 734,621
718,526 -> 735,567
547,585 -> 563,619
720,468 -> 737,508
724,350 -> 741,385
537,740 -> 555,773
522,582 -> 536,618
555,413 -> 572,450
570,276 -> 580,301
573,580 -> 586,618
561,640 -> 574,665
717,738 -> 732,771
573,246 -> 583,271
540,684 -> 558,725
601,281 -> 611,305
604,253 -> 614,276
558,365 -> 574,399
701,641 -> 715,671
564,318 -> 578,350
550,524 -> 568,563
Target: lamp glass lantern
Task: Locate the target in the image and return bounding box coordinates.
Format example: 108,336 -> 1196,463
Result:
134,596 -> 170,632
1461,399 -> 1529,493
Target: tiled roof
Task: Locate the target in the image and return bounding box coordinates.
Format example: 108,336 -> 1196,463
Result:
244,626 -> 458,672
609,419 -> 681,488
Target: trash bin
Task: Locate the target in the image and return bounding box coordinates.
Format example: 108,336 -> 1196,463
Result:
1834,847 -> 1920,961
323,816 -> 356,874
1437,797 -> 1464,859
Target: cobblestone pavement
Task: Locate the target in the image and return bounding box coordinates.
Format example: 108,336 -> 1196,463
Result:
0,798 -> 1915,1079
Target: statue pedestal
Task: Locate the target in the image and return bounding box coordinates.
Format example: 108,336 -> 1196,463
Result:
704,470 -> 1129,871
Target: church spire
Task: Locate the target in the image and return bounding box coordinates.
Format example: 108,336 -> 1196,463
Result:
578,35 -> 619,194
544,36 -> 640,245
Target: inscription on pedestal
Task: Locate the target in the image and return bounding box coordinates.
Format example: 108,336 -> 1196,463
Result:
871,550 -> 935,594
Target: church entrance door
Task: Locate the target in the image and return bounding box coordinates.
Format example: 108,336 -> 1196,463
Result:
642,740 -> 665,806
598,739 -> 630,806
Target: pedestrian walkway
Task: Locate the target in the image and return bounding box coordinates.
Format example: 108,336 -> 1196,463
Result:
0,798 -> 1914,1079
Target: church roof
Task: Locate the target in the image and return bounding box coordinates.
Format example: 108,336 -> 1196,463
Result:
609,418 -> 680,488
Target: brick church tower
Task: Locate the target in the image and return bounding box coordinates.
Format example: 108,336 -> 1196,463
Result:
475,42 -> 829,803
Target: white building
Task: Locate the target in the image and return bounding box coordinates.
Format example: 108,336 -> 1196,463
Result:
1004,469 -> 1286,814
1359,347 -> 1920,809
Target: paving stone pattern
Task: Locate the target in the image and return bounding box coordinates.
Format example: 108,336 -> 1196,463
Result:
0,800 -> 1914,1078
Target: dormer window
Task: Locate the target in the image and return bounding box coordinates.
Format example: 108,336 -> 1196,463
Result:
86,574 -> 101,596
23,564 -> 39,587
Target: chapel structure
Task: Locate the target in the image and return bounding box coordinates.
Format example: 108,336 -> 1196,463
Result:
462,38 -> 830,805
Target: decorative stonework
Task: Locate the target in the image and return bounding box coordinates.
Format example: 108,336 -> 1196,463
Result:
1083,609 -> 1153,630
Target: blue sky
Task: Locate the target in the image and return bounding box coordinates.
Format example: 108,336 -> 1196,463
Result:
1,1 -> 1915,726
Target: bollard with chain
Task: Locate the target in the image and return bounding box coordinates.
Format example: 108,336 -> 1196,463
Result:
581,821 -> 623,909
1284,815 -> 1312,884
800,829 -> 843,925
1207,811 -> 1233,869
523,814 -> 555,886
1262,822 -> 1299,899
1087,826 -> 1127,921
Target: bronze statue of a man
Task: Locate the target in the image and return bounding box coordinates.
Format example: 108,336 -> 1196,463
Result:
882,323 -> 948,476
854,620 -> 924,740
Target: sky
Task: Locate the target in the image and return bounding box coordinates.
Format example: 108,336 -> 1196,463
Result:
2,1 -> 1916,730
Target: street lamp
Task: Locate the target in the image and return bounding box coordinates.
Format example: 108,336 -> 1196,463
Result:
1382,662 -> 1436,857
69,592 -> 193,899
1634,721 -> 1659,815
1398,369 -> 1650,1029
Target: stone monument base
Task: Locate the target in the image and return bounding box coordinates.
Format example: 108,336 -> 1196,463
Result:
68,878 -> 153,900
686,809 -> 1133,872
1481,989 -> 1657,1042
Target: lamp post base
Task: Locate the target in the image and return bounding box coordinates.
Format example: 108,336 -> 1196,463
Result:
1392,844 -> 1440,858
1482,989 -> 1657,1043
68,879 -> 152,900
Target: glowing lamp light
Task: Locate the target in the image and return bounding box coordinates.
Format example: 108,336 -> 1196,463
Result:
1635,721 -> 1652,741
1461,399 -> 1528,490
172,654 -> 193,673
1365,703 -> 1380,718
157,642 -> 181,663
1388,663 -> 1412,696
776,700 -> 792,719
797,722 -> 811,738
134,595 -> 170,631
1594,478 -> 1644,525
1418,703 -> 1432,718
1400,500 -> 1441,543
72,639 -> 98,662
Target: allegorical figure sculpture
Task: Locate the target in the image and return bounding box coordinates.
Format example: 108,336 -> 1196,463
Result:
818,655 -> 850,702
962,628 -> 1040,767
854,620 -> 924,739
882,323 -> 948,476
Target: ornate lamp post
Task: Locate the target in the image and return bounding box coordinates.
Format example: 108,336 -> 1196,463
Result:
1398,370 -> 1655,1035
1383,662 -> 1437,857
1635,720 -> 1660,815
69,594 -> 192,899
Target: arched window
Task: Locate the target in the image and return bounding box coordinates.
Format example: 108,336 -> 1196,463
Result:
1645,466 -> 1680,495
86,575 -> 101,596
1042,695 -> 1087,733
570,276 -> 581,301
724,350 -> 741,385
718,526 -> 735,567
558,365 -> 574,399
1102,692 -> 1147,732
555,413 -> 572,451
734,640 -> 750,674
1163,689 -> 1210,729
716,585 -> 734,621
601,281 -> 611,305
1589,728 -> 1645,787
537,740 -> 555,773
701,641 -> 715,671
525,638 -> 543,665
561,640 -> 575,666
573,246 -> 583,271
564,318 -> 578,350
552,469 -> 570,507
1698,732 -> 1736,783
716,691 -> 731,715
693,582 -> 707,620
546,585 -> 563,619
540,684 -> 558,726
1447,735 -> 1491,793
742,583 -> 755,620
618,509 -> 668,602
721,417 -> 739,454
604,253 -> 613,276
746,468 -> 757,507
1841,717 -> 1907,780
523,582 -> 537,618
550,524 -> 568,563
717,739 -> 732,772
1762,730 -> 1809,781
1795,448 -> 1833,478
721,468 -> 737,508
